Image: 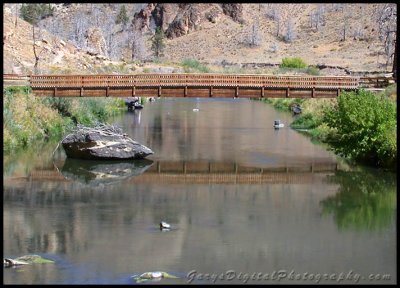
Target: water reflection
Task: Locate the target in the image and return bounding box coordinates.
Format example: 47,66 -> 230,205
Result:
4,169 -> 396,284
3,98 -> 396,284
59,158 -> 153,186
321,169 -> 397,231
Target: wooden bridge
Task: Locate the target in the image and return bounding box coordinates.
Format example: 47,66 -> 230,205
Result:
27,74 -> 361,98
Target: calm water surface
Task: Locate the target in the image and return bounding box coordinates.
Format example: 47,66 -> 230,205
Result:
3,98 -> 396,284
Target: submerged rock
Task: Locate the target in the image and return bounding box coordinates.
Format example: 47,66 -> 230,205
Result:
62,124 -> 154,160
4,255 -> 55,268
132,271 -> 178,283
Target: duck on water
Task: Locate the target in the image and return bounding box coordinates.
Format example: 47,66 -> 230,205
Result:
273,120 -> 285,129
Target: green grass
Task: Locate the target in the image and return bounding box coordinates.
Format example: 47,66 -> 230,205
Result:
181,58 -> 211,73
3,86 -> 125,154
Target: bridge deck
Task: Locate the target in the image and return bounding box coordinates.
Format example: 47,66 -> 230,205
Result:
29,74 -> 360,98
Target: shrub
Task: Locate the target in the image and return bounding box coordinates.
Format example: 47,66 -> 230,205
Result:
306,66 -> 320,75
181,58 -> 211,73
280,57 -> 307,69
323,89 -> 397,169
290,112 -> 322,129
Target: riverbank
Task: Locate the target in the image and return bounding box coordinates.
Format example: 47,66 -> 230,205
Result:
3,86 -> 125,153
264,85 -> 397,170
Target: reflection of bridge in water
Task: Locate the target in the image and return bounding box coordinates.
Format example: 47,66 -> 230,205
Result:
22,160 -> 340,185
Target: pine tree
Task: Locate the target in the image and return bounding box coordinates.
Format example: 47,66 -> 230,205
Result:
20,4 -> 53,25
151,27 -> 166,58
19,4 -> 53,74
116,5 -> 129,28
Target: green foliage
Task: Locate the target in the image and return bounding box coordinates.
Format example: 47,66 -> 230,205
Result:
321,169 -> 396,231
151,27 -> 166,58
222,66 -> 244,74
3,86 -> 67,153
42,97 -> 72,117
323,89 -> 397,169
3,87 -> 125,154
15,255 -> 55,264
280,57 -> 308,69
290,112 -> 322,129
181,58 -> 211,73
267,98 -> 304,112
380,83 -> 397,101
20,3 -> 54,25
115,5 -> 129,27
306,66 -> 320,75
68,98 -> 123,126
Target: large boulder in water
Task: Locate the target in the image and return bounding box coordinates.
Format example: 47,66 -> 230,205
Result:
62,124 -> 154,160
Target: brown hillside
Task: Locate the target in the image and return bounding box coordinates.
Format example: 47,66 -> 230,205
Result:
3,3 -> 396,75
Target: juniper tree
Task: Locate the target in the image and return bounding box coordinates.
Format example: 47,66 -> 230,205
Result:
116,5 -> 129,29
151,27 -> 165,58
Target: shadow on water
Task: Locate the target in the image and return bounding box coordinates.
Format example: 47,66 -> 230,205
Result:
320,168 -> 397,231
59,158 -> 154,186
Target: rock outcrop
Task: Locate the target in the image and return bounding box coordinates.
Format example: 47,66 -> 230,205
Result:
151,4 -> 180,31
165,4 -> 203,38
221,3 -> 244,24
62,124 -> 154,160
132,3 -> 156,31
85,27 -> 108,56
205,7 -> 222,24
132,3 -> 242,38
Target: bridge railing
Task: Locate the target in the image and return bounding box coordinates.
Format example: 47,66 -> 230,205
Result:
30,74 -> 360,89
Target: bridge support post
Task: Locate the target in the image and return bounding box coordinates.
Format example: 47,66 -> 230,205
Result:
80,87 -> 83,97
184,86 -> 187,97
106,87 -> 109,97
132,86 -> 135,97
54,87 -> 57,97
261,87 -> 264,98
286,88 -> 290,98
158,86 -> 162,97
236,86 -> 239,97
337,89 -> 341,97
210,86 -> 213,97
311,88 -> 315,98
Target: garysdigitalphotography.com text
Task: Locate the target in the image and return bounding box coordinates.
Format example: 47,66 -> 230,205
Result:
186,269 -> 391,284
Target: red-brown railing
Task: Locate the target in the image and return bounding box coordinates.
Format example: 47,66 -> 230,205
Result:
29,74 -> 360,90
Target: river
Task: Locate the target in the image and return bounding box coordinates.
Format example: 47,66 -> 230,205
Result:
3,98 -> 396,284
